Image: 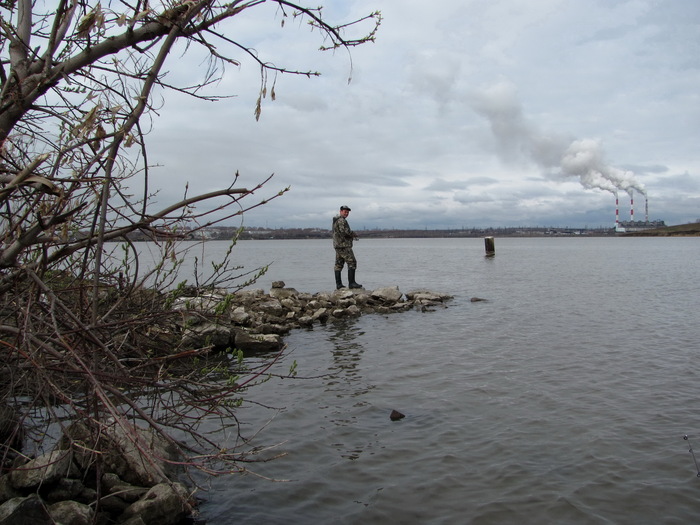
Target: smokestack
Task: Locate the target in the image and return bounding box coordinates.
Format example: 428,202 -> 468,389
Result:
630,192 -> 634,222
615,192 -> 619,228
645,196 -> 649,222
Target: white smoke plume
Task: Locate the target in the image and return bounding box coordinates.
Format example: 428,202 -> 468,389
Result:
471,82 -> 646,197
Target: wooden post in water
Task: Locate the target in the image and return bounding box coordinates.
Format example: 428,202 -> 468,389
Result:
484,236 -> 495,256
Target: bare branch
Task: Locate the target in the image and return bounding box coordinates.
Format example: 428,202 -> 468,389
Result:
0,0 -> 380,513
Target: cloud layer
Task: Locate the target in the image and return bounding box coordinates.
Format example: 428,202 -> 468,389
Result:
146,0 -> 700,229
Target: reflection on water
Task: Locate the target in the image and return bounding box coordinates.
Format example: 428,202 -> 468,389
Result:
327,319 -> 367,388
325,319 -> 375,460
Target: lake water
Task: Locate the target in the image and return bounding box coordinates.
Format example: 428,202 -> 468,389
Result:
171,237 -> 700,524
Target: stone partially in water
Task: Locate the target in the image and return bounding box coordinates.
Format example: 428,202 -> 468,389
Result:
390,409 -> 405,421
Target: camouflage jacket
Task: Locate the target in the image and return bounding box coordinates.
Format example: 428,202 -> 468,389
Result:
332,215 -> 355,249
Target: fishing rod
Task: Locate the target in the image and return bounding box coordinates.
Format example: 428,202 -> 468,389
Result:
683,435 -> 700,477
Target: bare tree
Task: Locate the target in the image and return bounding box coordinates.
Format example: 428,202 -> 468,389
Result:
0,0 -> 380,505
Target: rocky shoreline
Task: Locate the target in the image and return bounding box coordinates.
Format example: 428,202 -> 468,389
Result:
0,282 -> 453,524
174,282 -> 454,354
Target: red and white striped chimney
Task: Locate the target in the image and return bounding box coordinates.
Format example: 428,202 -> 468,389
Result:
645,196 -> 649,222
630,193 -> 634,222
615,192 -> 619,228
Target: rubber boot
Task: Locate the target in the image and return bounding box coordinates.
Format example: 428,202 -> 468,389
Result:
335,270 -> 345,290
348,268 -> 362,289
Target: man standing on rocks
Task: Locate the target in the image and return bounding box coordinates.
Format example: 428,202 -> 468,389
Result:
332,205 -> 362,290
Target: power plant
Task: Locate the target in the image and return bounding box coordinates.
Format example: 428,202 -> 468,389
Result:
614,191 -> 665,233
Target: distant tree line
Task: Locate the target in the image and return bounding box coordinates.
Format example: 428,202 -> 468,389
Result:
165,225 -> 619,241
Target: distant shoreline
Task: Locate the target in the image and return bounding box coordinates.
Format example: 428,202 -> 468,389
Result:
196,226 -> 616,240
124,223 -> 700,242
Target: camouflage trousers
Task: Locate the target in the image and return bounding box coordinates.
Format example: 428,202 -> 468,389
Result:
334,247 -> 357,271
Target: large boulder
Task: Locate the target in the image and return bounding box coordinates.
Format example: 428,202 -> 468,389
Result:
119,482 -> 191,525
9,450 -> 78,489
0,494 -> 52,524
181,321 -> 233,349
268,287 -> 300,301
254,298 -> 286,318
61,421 -> 180,488
405,289 -> 453,303
371,286 -> 403,303
171,291 -> 228,316
101,473 -> 148,504
48,500 -> 93,525
233,329 -> 283,353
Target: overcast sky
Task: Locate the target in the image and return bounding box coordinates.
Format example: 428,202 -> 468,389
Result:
146,0 -> 700,230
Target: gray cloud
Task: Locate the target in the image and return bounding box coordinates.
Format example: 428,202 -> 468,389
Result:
143,0 -> 700,229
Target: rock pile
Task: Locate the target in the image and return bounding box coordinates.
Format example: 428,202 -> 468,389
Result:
174,282 -> 453,353
0,420 -> 189,525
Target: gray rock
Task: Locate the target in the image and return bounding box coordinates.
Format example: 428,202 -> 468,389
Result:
0,495 -> 52,524
120,517 -> 147,525
102,473 -> 148,503
47,500 -> 93,525
334,290 -> 355,300
279,298 -> 299,311
346,305 -> 361,317
181,322 -> 233,349
44,478 -> 85,502
0,475 -> 20,502
62,421 -> 179,488
297,316 -> 314,328
337,298 -> 356,308
97,492 -> 130,514
314,292 -> 333,303
171,293 -> 227,315
390,302 -> 414,312
406,290 -> 453,302
371,286 -> 403,303
306,300 -> 322,310
230,307 -> 251,325
119,482 -> 190,525
233,329 -> 283,353
311,307 -> 329,323
269,287 -> 299,300
10,450 -> 78,489
233,289 -> 265,302
256,323 -> 290,336
254,298 -> 285,317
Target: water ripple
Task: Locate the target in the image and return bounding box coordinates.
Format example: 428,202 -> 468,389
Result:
199,238 -> 700,524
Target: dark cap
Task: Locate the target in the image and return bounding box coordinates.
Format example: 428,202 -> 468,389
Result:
340,205 -> 351,211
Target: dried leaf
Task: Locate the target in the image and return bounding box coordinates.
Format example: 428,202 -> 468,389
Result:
25,175 -> 61,195
76,11 -> 97,37
254,96 -> 262,121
